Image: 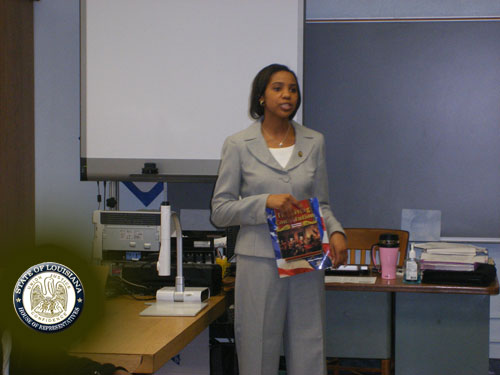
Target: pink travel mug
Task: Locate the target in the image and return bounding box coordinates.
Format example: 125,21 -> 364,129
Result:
371,234 -> 400,280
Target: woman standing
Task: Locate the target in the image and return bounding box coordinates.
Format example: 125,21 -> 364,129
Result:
211,64 -> 347,375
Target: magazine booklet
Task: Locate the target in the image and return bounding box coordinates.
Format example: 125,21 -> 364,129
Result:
266,197 -> 333,278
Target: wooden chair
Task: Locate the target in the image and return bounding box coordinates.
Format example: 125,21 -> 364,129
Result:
326,228 -> 409,375
344,228 -> 409,268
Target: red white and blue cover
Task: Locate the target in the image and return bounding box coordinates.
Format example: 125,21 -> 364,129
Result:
266,197 -> 333,278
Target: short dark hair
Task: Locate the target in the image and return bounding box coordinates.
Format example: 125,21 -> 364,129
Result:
249,64 -> 301,120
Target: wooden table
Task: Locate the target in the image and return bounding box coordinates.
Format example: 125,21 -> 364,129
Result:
325,274 -> 499,294
325,275 -> 499,375
70,295 -> 226,374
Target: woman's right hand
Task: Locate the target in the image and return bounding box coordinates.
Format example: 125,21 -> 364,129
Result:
266,194 -> 301,218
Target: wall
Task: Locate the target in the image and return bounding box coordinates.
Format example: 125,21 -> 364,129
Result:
306,0 -> 500,19
1,0 -> 35,249
33,1 -> 209,250
34,0 -> 96,253
34,0 -> 500,357
35,0 -> 500,251
303,21 -> 500,237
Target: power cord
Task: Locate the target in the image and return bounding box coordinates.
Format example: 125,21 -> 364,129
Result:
96,182 -> 102,209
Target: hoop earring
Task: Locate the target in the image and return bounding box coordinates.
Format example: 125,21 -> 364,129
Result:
259,100 -> 264,106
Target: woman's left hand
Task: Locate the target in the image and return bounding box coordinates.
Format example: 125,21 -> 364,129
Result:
329,232 -> 348,268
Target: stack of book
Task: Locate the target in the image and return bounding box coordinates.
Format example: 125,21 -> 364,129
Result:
417,242 -> 489,271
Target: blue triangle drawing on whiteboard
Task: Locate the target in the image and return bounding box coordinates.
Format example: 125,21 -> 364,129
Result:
122,181 -> 163,207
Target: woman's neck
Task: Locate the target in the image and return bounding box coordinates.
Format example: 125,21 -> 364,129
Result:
261,115 -> 290,135
261,116 -> 294,148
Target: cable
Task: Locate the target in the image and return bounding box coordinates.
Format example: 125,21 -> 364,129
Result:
96,182 -> 102,209
103,181 -> 107,210
119,274 -> 149,289
127,294 -> 155,301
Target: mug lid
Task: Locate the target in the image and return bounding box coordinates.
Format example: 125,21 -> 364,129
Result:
379,233 -> 399,246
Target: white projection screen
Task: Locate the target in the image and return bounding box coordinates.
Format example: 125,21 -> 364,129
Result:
80,0 -> 304,181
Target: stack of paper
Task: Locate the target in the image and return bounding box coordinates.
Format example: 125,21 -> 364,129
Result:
417,242 -> 488,271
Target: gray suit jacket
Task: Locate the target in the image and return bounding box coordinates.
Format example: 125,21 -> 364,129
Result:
211,120 -> 344,258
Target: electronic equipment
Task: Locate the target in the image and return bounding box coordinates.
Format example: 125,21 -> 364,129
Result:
144,204 -> 212,316
92,210 -> 161,262
325,265 -> 370,276
92,210 -> 223,263
93,209 -> 225,313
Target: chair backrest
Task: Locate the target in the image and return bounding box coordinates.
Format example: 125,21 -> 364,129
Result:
343,228 -> 409,267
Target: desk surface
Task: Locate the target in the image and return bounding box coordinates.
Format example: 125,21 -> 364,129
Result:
70,295 -> 225,374
325,274 -> 499,295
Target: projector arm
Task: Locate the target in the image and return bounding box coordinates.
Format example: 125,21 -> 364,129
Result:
157,202 -> 185,296
171,211 -> 184,294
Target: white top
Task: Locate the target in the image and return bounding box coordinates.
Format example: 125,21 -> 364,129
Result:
269,145 -> 295,168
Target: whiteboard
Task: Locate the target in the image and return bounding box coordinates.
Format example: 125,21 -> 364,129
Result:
81,0 -> 304,180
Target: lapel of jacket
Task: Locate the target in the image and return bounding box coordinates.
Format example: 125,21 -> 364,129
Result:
244,120 -> 283,170
244,120 -> 316,171
285,121 -> 315,171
